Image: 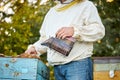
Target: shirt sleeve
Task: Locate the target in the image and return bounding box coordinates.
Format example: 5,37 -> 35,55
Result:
72,2 -> 105,42
29,15 -> 48,56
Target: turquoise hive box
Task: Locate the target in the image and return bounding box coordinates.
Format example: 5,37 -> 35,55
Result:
0,57 -> 49,80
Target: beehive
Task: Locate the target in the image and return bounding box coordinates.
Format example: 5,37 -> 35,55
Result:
0,57 -> 49,80
93,57 -> 120,80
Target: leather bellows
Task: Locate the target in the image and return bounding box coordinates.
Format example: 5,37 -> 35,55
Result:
41,37 -> 75,56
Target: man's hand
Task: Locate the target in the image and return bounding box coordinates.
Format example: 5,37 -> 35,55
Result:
56,27 -> 74,39
25,46 -> 37,54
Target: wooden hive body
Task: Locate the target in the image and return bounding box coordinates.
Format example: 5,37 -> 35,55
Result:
93,57 -> 120,80
0,57 -> 49,80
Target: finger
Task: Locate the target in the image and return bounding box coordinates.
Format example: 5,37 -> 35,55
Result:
58,32 -> 65,39
25,49 -> 34,54
61,34 -> 67,39
25,50 -> 30,54
56,29 -> 64,38
31,51 -> 37,54
56,28 -> 63,36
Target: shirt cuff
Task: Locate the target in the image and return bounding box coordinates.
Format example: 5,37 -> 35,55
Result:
72,25 -> 83,41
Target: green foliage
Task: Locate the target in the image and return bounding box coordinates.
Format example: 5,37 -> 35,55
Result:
91,0 -> 120,56
0,0 -> 54,56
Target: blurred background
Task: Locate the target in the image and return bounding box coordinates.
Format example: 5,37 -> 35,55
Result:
0,0 -> 120,79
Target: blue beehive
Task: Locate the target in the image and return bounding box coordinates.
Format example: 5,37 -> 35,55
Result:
0,57 -> 49,80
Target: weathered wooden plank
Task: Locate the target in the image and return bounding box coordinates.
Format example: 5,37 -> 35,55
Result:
93,57 -> 120,80
93,57 -> 120,64
94,71 -> 120,80
0,57 -> 49,80
94,63 -> 120,71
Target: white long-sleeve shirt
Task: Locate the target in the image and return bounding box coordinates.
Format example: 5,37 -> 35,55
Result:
32,0 -> 105,65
